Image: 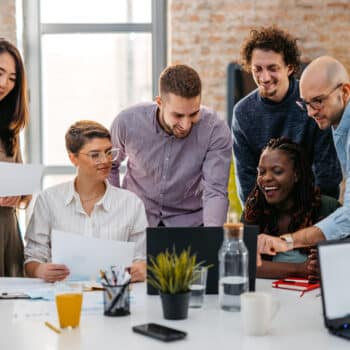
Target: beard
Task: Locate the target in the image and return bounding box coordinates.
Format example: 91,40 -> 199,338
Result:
158,110 -> 192,139
258,84 -> 278,99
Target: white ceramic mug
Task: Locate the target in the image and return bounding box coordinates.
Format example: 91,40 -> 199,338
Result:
240,292 -> 279,336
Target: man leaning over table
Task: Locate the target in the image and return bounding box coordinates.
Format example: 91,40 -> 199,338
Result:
258,56 -> 350,259
109,64 -> 232,227
232,26 -> 341,205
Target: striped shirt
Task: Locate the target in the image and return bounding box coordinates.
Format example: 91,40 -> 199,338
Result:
24,180 -> 147,264
109,102 -> 233,227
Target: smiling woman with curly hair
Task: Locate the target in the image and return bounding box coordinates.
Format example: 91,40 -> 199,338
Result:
244,137 -> 340,279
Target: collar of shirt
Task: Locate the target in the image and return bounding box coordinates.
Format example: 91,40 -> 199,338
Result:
64,179 -> 113,213
333,101 -> 350,137
151,103 -> 164,134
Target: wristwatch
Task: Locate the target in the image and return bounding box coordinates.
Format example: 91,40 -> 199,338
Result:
280,234 -> 294,250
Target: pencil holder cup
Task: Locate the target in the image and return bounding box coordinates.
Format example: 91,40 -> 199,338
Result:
102,283 -> 130,317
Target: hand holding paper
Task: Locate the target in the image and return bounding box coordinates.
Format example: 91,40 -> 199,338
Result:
35,263 -> 70,283
51,230 -> 135,281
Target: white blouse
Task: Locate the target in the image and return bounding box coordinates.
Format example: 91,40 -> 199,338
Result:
24,180 -> 148,264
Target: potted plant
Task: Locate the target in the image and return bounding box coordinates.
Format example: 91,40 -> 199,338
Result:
147,247 -> 203,320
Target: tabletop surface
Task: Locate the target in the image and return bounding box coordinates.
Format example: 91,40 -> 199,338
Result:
0,278 -> 348,350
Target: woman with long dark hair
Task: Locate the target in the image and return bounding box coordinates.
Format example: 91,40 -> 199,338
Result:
244,137 -> 340,279
0,38 -> 29,276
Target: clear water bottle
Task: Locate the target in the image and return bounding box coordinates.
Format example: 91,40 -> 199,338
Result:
218,222 -> 248,311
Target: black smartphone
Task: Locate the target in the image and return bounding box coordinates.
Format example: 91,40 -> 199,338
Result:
132,323 -> 187,342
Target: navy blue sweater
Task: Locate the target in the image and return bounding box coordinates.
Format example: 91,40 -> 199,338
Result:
232,78 -> 342,204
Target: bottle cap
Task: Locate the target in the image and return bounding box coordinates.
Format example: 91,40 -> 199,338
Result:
223,222 -> 243,239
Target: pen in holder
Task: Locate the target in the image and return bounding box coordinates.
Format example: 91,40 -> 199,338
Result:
102,282 -> 130,316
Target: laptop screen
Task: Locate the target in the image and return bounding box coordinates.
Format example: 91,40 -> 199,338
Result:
318,240 -> 350,321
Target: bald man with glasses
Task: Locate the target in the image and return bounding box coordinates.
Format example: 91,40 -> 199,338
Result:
257,56 -> 350,260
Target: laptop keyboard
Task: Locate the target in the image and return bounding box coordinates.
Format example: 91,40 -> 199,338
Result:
335,328 -> 350,339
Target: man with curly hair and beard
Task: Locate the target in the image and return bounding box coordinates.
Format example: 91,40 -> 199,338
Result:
232,26 -> 341,205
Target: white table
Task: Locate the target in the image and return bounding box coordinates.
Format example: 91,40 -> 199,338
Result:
0,279 -> 348,349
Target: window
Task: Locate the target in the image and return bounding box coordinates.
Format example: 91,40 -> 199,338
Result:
23,0 -> 166,186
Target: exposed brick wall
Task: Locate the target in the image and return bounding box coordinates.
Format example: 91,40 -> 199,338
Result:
169,0 -> 350,120
0,0 -> 17,45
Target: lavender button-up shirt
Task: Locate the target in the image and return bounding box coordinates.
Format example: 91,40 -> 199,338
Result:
109,102 -> 232,227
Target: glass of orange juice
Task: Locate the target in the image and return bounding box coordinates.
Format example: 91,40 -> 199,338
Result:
55,282 -> 83,329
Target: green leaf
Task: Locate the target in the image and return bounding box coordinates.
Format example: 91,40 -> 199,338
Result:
147,246 -> 211,294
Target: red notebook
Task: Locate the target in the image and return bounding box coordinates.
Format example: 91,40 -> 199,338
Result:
272,278 -> 320,294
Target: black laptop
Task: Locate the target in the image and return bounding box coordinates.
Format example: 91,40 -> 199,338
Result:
146,225 -> 258,295
318,238 -> 350,340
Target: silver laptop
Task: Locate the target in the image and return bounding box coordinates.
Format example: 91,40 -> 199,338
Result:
318,238 -> 350,340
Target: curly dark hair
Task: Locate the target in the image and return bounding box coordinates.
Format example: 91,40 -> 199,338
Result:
244,137 -> 322,236
240,26 -> 301,76
159,64 -> 201,98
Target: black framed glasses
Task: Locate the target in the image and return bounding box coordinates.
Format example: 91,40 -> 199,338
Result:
296,83 -> 343,111
79,147 -> 120,163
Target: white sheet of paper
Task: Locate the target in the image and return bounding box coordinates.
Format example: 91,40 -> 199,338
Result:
0,277 -> 50,293
51,230 -> 135,281
0,162 -> 43,196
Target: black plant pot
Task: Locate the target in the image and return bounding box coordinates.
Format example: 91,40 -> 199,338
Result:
160,291 -> 191,320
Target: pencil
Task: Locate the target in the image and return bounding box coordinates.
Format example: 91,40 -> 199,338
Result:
45,321 -> 61,334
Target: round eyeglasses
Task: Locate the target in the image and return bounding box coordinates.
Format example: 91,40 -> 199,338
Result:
296,83 -> 343,111
79,147 -> 120,163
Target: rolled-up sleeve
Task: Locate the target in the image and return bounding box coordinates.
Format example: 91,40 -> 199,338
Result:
315,169 -> 350,240
202,118 -> 233,226
24,193 -> 52,264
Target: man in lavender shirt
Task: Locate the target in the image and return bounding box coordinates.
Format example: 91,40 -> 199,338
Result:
109,64 -> 232,227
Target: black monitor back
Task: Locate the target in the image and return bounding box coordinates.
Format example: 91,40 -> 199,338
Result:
146,225 -> 258,295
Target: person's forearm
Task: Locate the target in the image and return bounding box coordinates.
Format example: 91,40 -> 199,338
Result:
257,227 -> 326,258
203,196 -> 228,226
292,226 -> 326,248
257,260 -> 307,279
25,261 -> 40,278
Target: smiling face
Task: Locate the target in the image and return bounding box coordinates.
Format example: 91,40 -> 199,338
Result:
300,77 -> 346,130
257,149 -> 298,208
69,137 -> 113,182
156,92 -> 201,139
251,49 -> 293,103
0,51 -> 16,101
